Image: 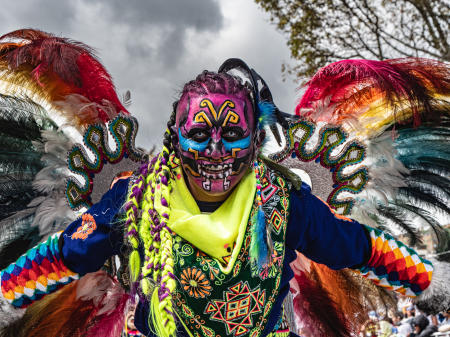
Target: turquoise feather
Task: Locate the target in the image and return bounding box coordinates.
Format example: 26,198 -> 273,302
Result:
249,206 -> 269,268
257,101 -> 276,129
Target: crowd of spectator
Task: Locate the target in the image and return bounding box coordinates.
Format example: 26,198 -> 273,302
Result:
359,305 -> 450,337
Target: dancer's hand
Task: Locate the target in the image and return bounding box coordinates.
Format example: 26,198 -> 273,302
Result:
60,178 -> 129,275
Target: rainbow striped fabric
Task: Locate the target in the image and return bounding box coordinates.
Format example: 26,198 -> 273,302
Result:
358,226 -> 433,297
1,232 -> 79,308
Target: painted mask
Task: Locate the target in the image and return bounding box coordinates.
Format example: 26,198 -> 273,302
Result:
175,93 -> 256,195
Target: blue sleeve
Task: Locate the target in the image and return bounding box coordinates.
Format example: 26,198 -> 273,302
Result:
285,183 -> 371,270
61,177 -> 130,275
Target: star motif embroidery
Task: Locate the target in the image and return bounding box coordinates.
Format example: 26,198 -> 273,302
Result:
204,281 -> 265,336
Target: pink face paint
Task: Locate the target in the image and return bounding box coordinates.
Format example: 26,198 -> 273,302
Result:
175,93 -> 256,195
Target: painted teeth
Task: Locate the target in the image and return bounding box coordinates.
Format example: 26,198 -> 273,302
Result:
197,163 -> 232,179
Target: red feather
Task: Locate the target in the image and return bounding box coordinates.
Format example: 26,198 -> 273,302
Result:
0,29 -> 128,126
0,271 -> 129,337
296,58 -> 450,127
85,292 -> 129,337
292,269 -> 351,337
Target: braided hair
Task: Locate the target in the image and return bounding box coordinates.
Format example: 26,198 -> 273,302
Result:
124,71 -> 254,337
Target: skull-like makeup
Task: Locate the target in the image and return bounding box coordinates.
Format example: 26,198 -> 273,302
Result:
175,93 -> 256,196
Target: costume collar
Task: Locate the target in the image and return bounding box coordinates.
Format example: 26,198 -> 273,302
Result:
169,165 -> 256,271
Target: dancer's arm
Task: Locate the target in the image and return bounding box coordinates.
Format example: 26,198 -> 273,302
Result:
1,178 -> 129,308
287,183 -> 433,298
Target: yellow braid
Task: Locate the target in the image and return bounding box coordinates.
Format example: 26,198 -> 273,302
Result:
152,149 -> 176,336
134,146 -> 177,337
140,160 -> 158,281
125,162 -> 150,282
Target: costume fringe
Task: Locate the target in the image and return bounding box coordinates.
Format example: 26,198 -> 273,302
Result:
251,206 -> 270,269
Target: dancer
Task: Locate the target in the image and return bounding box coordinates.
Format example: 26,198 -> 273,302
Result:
0,29 -> 449,337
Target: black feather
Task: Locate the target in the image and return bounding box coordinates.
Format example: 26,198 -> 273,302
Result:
391,200 -> 450,254
408,170 -> 450,197
398,185 -> 450,215
0,94 -> 55,222
376,204 -> 421,246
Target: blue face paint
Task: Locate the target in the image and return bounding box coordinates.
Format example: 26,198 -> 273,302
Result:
222,135 -> 251,152
178,129 -> 209,152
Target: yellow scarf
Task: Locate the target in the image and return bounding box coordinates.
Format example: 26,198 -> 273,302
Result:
168,167 -> 256,273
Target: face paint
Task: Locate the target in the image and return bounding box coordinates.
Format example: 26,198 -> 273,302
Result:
175,93 -> 256,195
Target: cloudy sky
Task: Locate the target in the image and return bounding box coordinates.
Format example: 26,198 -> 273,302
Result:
0,0 -> 298,149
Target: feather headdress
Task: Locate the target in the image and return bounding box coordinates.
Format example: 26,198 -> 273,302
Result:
296,58 -> 450,137
0,29 -> 129,127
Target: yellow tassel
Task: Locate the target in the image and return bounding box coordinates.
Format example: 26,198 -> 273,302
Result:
150,287 -> 176,337
141,277 -> 152,295
129,250 -> 141,282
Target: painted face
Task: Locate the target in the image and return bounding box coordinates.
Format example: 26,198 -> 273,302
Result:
175,93 -> 256,195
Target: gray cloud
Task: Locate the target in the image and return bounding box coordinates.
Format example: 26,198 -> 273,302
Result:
0,0 -> 296,150
95,0 -> 224,68
96,0 -> 223,32
0,0 -> 77,33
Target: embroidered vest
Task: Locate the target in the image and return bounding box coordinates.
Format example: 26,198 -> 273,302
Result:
172,162 -> 291,337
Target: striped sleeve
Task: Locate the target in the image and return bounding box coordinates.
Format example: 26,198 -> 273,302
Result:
356,226 -> 433,297
1,232 -> 79,308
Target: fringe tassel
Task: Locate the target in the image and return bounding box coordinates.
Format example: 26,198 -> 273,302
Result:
149,287 -> 175,337
129,249 -> 141,282
250,206 -> 269,268
249,160 -> 273,269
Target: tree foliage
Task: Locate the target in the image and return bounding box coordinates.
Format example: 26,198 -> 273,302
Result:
255,0 -> 450,78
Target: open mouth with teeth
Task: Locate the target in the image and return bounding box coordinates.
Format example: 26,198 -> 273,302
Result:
196,163 -> 234,191
197,163 -> 233,179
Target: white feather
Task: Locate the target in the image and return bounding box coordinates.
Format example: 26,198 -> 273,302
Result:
75,271 -> 126,316
415,259 -> 450,314
27,129 -> 76,235
0,297 -> 24,329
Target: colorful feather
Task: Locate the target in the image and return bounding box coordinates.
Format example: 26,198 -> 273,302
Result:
0,29 -> 128,127
296,58 -> 450,137
249,206 -> 269,269
0,271 -> 127,337
84,275 -> 130,337
289,254 -> 397,337
291,268 -> 351,337
257,101 -> 276,129
85,293 -> 129,337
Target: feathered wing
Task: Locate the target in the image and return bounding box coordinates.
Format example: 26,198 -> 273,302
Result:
0,93 -> 73,269
0,27 -> 134,267
0,29 -> 144,336
295,57 -> 450,252
269,58 -> 450,336
0,28 -> 129,127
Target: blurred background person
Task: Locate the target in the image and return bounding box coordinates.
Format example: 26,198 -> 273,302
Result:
438,309 -> 450,333
410,314 -> 437,337
392,312 -> 413,337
